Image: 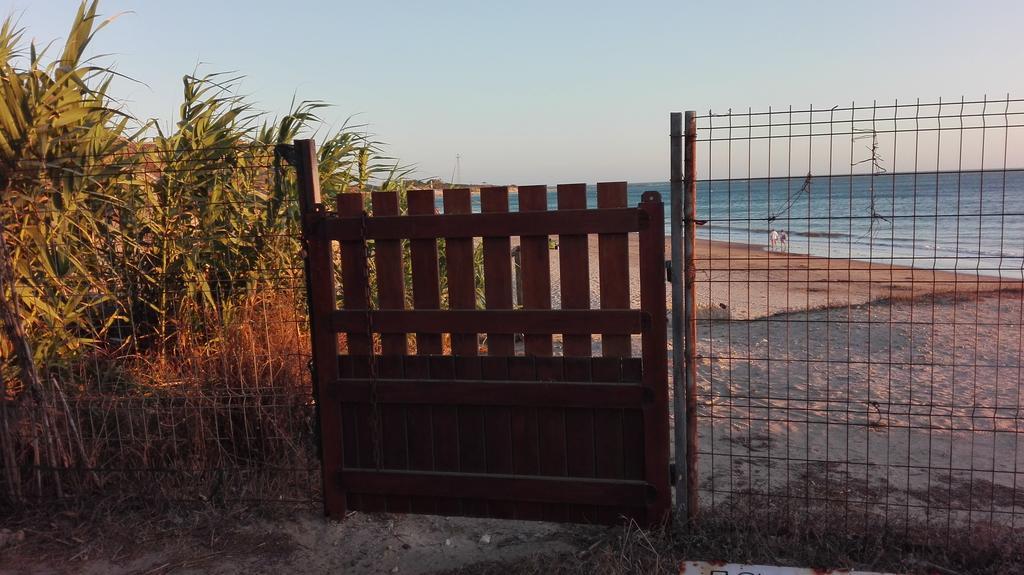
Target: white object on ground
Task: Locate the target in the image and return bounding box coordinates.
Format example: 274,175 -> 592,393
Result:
680,561 -> 899,575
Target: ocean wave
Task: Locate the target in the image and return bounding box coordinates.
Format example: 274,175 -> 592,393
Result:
698,226 -> 1023,261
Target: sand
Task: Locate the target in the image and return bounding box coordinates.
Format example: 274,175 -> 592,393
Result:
525,234 -> 1024,524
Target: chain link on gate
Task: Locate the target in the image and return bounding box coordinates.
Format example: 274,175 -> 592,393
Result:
359,209 -> 383,470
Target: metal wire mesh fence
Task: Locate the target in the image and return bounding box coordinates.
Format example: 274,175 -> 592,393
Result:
690,98 -> 1024,540
0,144 -> 318,506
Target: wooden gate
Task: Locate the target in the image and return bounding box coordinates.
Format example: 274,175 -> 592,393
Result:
294,139 -> 671,525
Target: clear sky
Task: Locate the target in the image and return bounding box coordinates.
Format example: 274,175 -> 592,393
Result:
5,1 -> 1024,184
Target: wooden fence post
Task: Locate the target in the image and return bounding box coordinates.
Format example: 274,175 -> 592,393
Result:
295,139 -> 346,518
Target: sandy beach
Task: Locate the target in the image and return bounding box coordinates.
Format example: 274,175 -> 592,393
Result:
529,235 -> 1024,524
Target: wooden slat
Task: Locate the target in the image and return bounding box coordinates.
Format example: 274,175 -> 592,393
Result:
427,356 -> 462,515
336,379 -> 645,408
371,192 -> 407,355
333,309 -> 645,334
321,208 -> 646,240
338,356 -> 359,510
341,470 -> 652,508
341,355 -> 643,383
402,356 -> 437,514
443,189 -> 478,355
508,358 -> 540,475
622,409 -> 644,480
621,359 -> 645,480
597,182 -> 631,357
481,356 -> 514,518
481,187 -> 515,355
518,185 -> 553,356
508,357 -> 542,519
562,349 -> 597,523
371,356 -> 410,512
337,193 -> 371,355
592,357 -> 625,480
454,356 -> 488,516
563,358 -> 596,478
556,184 -> 593,357
534,357 -> 568,476
407,189 -> 443,354
348,356 -> 386,511
535,356 -> 567,522
638,191 -> 671,523
441,191 -> 476,514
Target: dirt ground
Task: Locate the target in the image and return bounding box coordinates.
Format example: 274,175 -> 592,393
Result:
0,506 -> 607,574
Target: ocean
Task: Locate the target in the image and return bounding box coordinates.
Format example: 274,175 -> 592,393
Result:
442,170 -> 1024,279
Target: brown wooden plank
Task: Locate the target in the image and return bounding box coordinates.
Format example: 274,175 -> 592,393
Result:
336,379 -> 645,407
427,356 -> 459,472
337,193 -> 371,355
443,189 -> 479,355
562,357 -> 596,480
622,409 -> 644,481
339,354 -> 638,380
453,356 -> 488,516
333,309 -> 644,335
341,470 -> 650,508
518,186 -> 553,356
480,356 -> 514,518
594,408 -> 625,480
620,354 -> 645,480
407,189 -> 443,354
402,356 -> 437,514
338,357 -> 358,470
338,357 -> 361,511
637,191 -> 671,523
295,140 -> 346,517
369,356 -> 408,513
535,356 -> 568,521
561,358 -> 596,522
508,359 -> 539,477
441,191 -> 477,515
597,182 -> 631,357
556,184 -> 593,357
508,357 -> 542,519
371,192 -> 407,355
534,357 -> 567,475
350,356 -> 387,511
592,357 -> 625,480
480,187 -> 515,355
321,208 -> 646,240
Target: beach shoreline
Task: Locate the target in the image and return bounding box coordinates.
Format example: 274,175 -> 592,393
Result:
533,235 -> 1022,320
688,237 -> 1021,319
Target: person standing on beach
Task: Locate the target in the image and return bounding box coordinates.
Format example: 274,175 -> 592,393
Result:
779,230 -> 788,251
769,229 -> 779,251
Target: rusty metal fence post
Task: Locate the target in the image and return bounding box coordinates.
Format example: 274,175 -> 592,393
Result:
669,113 -> 686,519
671,111 -> 699,522
682,111 -> 699,521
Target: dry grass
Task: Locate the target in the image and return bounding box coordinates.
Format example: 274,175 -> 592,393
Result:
0,294 -> 317,507
441,506 -> 1024,575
